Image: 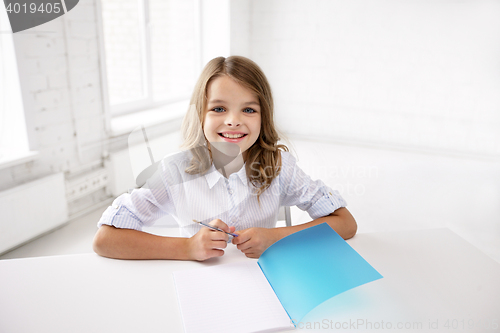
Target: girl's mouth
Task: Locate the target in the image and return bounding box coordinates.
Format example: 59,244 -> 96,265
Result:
218,133 -> 248,142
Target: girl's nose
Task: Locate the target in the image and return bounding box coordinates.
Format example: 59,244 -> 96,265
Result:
224,111 -> 241,127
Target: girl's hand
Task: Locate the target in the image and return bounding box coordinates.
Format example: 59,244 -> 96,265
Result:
231,227 -> 279,259
187,219 -> 235,261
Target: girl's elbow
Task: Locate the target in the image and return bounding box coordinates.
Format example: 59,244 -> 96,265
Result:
92,225 -> 112,257
92,232 -> 104,256
335,207 -> 357,240
345,219 -> 357,240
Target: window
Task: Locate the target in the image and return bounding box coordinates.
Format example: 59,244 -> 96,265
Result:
99,0 -> 200,116
0,6 -> 31,166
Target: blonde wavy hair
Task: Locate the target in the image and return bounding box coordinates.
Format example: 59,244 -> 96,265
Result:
181,56 -> 288,200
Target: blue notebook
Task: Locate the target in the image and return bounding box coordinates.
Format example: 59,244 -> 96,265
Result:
173,223 -> 382,333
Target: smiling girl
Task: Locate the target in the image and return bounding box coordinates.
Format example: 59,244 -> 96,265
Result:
93,56 -> 357,261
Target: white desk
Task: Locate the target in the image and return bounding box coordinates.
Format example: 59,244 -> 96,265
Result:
1,228 -> 499,333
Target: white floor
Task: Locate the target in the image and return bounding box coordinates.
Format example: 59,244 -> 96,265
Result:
1,139 -> 499,263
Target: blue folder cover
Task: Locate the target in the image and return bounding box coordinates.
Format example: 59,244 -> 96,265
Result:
257,223 -> 383,323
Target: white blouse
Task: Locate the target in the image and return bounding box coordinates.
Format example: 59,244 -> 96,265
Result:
98,150 -> 346,237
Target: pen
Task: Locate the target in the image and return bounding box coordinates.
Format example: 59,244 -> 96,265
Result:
192,220 -> 238,237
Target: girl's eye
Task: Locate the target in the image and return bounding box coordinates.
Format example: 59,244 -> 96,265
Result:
243,108 -> 256,114
212,107 -> 225,113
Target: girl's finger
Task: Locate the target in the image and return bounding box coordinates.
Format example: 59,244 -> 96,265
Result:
209,230 -> 229,242
233,231 -> 251,245
211,240 -> 228,249
206,249 -> 224,258
237,242 -> 252,252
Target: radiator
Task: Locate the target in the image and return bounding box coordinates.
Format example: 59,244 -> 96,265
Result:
0,173 -> 68,254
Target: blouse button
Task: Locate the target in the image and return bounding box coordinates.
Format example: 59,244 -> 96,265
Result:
228,189 -> 234,195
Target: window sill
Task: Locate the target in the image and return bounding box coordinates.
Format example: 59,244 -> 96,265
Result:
0,150 -> 39,170
110,99 -> 189,137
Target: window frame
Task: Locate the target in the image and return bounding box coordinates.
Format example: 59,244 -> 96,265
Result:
96,0 -> 202,119
0,7 -> 37,169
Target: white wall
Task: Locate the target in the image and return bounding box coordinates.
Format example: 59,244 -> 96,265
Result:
239,0 -> 500,260
229,0 -> 251,57
201,0 -> 231,64
248,0 -> 500,157
288,138 -> 500,261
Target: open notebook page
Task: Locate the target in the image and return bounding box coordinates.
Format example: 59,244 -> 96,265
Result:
173,261 -> 294,333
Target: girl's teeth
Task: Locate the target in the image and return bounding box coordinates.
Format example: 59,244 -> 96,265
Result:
222,133 -> 244,139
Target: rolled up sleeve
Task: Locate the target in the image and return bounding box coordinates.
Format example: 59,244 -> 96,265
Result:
279,152 -> 347,220
97,160 -> 175,230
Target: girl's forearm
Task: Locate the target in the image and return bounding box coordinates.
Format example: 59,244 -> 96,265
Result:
93,225 -> 192,260
271,207 -> 357,243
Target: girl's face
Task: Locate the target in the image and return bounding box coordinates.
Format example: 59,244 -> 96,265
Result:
204,75 -> 261,158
